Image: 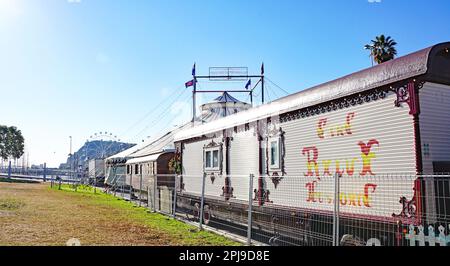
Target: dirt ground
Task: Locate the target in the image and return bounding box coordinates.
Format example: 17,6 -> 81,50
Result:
0,182 -> 236,246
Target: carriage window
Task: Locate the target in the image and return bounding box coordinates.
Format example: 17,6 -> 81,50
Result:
149,163 -> 153,175
269,138 -> 280,169
127,165 -> 130,174
204,148 -> 220,171
135,164 -> 139,174
261,142 -> 267,174
205,151 -> 212,168
213,150 -> 219,168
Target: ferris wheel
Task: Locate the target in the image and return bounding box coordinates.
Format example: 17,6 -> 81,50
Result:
85,131 -> 121,160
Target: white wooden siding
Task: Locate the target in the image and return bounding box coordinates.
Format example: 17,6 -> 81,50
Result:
418,82 -> 450,223
419,82 -> 450,174
182,134 -> 224,196
266,91 -> 417,218
229,123 -> 259,201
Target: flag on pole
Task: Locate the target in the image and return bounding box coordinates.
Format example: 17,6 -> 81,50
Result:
261,63 -> 264,75
185,79 -> 195,88
192,63 -> 196,76
245,79 -> 251,90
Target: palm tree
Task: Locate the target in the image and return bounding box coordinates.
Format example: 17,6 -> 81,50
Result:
364,35 -> 398,65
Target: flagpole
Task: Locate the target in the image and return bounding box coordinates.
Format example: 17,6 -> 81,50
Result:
192,64 -> 196,124
261,63 -> 265,104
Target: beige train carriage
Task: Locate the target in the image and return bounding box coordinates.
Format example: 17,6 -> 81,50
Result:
174,42 -> 450,233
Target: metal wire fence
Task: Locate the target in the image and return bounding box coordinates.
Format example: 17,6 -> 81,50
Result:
107,172 -> 450,246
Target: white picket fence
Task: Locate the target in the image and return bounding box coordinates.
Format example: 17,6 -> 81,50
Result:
405,224 -> 450,246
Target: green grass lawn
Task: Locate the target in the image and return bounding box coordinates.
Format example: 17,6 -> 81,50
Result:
52,184 -> 240,246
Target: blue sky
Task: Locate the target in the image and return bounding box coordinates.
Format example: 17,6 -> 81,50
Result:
1,0 -> 449,167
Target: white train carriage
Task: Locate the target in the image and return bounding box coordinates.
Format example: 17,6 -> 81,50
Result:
174,42 -> 450,245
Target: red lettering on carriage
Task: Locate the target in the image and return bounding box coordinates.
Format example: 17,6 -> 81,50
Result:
359,139 -> 379,176
316,112 -> 355,139
301,140 -> 379,177
302,147 -> 319,177
305,182 -> 378,208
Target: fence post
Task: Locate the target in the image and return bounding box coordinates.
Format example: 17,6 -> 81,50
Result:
147,185 -> 151,208
43,163 -> 47,182
247,174 -> 254,245
130,171 -> 133,202
333,173 -> 340,246
7,161 -> 11,179
172,175 -> 178,218
153,175 -> 157,212
139,172 -> 143,207
199,172 -> 207,230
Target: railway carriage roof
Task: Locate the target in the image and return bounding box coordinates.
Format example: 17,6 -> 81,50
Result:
174,42 -> 450,141
106,122 -> 192,163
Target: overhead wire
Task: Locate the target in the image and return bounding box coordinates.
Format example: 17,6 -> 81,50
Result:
118,83 -> 188,140
120,74 -> 291,146
131,88 -> 191,142
131,89 -> 190,142
265,77 -> 291,95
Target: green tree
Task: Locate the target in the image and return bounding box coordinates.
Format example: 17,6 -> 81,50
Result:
364,35 -> 398,65
0,125 -> 8,161
0,126 -> 25,171
11,127 -> 25,161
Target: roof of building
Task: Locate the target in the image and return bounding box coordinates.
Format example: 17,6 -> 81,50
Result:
126,153 -> 165,164
175,42 -> 450,141
128,122 -> 192,158
106,124 -> 188,163
212,91 -> 244,103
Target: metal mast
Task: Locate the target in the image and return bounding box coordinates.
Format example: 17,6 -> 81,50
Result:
189,64 -> 265,120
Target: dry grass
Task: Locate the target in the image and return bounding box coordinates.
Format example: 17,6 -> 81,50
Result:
0,182 -> 239,246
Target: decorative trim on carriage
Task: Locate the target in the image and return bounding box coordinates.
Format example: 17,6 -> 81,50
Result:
205,139 -> 219,148
392,196 -> 417,220
253,188 -> 272,203
221,185 -> 234,199
266,126 -> 286,179
267,122 -> 281,137
270,172 -> 283,189
392,178 -> 420,222
279,88 -> 388,123
222,136 -> 233,142
203,140 -> 223,175
390,79 -> 425,116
